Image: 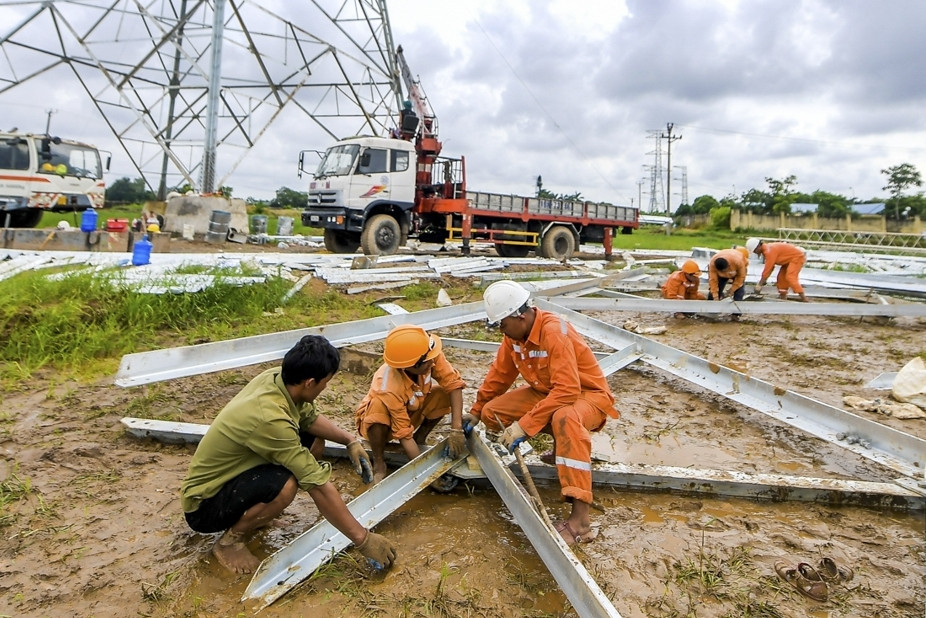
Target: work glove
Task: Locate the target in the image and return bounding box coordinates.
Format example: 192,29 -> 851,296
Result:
347,440 -> 374,484
501,421 -> 528,453
446,428 -> 467,459
356,531 -> 396,570
754,284 -> 763,294
461,413 -> 481,437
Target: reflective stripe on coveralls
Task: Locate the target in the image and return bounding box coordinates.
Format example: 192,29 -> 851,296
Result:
472,310 -> 618,505
760,242 -> 806,294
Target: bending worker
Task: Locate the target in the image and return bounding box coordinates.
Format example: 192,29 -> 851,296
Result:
746,237 -> 808,302
355,325 -> 466,484
708,247 -> 748,301
465,280 -> 619,546
181,335 -> 395,575
662,260 -> 706,301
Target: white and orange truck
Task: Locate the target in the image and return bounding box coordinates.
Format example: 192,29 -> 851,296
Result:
0,131 -> 108,228
300,47 -> 637,259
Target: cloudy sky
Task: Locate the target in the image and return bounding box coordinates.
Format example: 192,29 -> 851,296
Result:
2,0 -> 925,210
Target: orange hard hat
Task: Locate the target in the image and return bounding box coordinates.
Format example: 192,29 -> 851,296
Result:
736,246 -> 750,260
383,325 -> 442,369
681,260 -> 701,275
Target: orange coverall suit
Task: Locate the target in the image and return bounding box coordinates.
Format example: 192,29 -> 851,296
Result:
760,242 -> 806,295
661,270 -> 706,300
471,309 -> 619,505
355,352 -> 466,442
708,248 -> 747,301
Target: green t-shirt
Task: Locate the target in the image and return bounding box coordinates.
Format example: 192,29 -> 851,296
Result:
180,368 -> 332,513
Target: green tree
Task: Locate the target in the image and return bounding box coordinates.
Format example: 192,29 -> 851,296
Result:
690,194 -> 719,215
269,186 -> 308,209
810,190 -> 851,219
881,163 -> 923,219
766,175 -> 798,214
105,177 -> 155,205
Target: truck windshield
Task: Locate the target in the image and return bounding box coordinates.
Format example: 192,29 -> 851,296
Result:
38,141 -> 103,179
316,144 -> 360,178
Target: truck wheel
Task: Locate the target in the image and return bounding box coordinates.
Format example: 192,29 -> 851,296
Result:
6,209 -> 43,228
539,226 -> 576,260
361,214 -> 401,255
323,229 -> 360,253
494,243 -> 531,258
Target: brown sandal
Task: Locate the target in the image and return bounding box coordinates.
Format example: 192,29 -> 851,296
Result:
775,560 -> 828,602
818,557 -> 854,583
555,520 -> 600,545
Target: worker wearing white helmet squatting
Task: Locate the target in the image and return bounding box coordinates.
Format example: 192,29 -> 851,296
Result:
465,280 -> 619,546
355,325 -> 467,484
746,237 -> 808,302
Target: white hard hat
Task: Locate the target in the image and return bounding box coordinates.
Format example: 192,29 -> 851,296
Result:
483,280 -> 531,325
745,237 -> 761,253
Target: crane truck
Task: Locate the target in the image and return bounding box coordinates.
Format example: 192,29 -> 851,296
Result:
0,131 -> 108,228
300,46 -> 638,259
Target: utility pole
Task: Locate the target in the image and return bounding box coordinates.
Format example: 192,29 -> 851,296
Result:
44,108 -> 57,134
536,175 -> 543,196
660,123 -> 681,214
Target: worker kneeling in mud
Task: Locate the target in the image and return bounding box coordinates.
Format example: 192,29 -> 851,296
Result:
355,325 -> 467,484
465,281 -> 619,546
662,259 -> 706,318
180,335 -> 395,575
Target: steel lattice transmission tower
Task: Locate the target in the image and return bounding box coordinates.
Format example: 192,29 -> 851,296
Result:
0,0 -> 402,198
644,130 -> 665,212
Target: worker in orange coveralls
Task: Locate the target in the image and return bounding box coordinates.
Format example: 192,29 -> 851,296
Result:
355,325 -> 466,485
707,248 -> 748,301
464,280 -> 619,547
662,260 -> 706,301
746,237 -> 808,302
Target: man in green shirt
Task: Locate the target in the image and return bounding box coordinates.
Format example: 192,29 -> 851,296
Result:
181,335 -> 396,574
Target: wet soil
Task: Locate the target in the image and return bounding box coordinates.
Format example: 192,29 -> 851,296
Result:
1,252 -> 925,617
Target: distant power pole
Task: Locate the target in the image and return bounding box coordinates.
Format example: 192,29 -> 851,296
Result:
645,131 -> 664,212
44,108 -> 56,134
674,165 -> 688,207
661,123 -> 681,214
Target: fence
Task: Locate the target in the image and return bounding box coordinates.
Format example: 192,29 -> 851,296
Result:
731,210 -> 924,235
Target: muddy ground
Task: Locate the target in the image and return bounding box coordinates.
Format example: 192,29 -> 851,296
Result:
1,244 -> 924,618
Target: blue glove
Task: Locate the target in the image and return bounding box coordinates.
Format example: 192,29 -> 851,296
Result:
461,413 -> 480,437
501,421 -> 527,453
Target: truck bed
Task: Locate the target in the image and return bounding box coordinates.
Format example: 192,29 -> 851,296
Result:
465,191 -> 638,226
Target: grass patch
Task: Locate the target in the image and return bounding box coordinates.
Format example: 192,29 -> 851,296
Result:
0,470 -> 33,528
611,227 -> 750,252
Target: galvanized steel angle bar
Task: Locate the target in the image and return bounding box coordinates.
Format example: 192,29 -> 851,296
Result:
115,301 -> 487,386
536,299 -> 926,480
468,434 -> 622,618
241,437 -> 465,611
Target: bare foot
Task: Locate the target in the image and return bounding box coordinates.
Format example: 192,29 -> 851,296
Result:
372,461 -> 387,485
213,531 -> 261,574
554,520 -> 598,546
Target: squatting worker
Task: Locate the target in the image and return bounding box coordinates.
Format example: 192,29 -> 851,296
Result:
746,237 -> 808,302
662,260 -> 706,301
180,335 -> 396,575
464,280 -> 619,546
355,325 -> 466,484
707,247 -> 748,301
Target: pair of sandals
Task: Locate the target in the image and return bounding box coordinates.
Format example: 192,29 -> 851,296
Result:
775,557 -> 855,602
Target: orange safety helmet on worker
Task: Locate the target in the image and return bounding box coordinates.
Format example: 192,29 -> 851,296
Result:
382,324 -> 443,368
468,280 -> 619,544
355,324 -> 466,484
662,260 -> 705,300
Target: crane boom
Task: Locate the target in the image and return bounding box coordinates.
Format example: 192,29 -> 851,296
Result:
395,45 -> 438,140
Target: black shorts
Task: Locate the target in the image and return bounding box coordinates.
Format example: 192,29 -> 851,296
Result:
185,464 -> 292,534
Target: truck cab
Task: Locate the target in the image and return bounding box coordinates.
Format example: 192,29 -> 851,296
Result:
1,131 -> 106,228
301,136 -> 417,254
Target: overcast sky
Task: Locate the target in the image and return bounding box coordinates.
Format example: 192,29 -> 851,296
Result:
2,0 -> 925,210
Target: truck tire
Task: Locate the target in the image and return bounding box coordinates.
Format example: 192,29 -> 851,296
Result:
5,209 -> 44,228
323,229 -> 360,253
539,226 -> 576,260
361,214 -> 401,255
494,243 -> 531,258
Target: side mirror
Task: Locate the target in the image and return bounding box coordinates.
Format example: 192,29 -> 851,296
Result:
359,152 -> 371,167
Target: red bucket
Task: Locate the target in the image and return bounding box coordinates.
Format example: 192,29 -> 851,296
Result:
105,218 -> 129,232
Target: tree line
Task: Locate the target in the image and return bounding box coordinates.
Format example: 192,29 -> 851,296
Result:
674,163 -> 924,221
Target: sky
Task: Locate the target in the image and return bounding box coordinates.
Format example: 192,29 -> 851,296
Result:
2,0 -> 925,210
